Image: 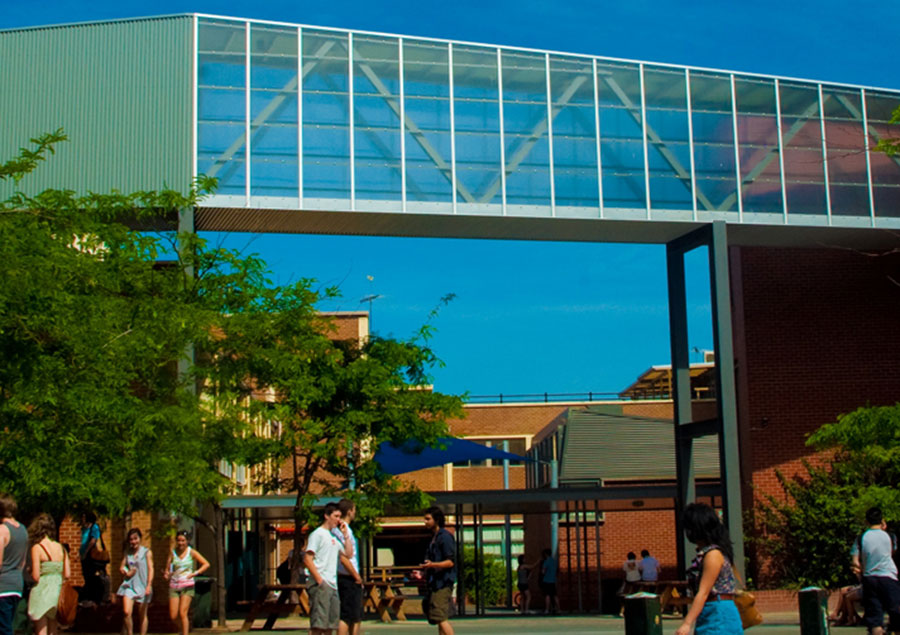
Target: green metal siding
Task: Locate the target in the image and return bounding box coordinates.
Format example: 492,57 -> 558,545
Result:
558,407 -> 721,483
0,16 -> 193,196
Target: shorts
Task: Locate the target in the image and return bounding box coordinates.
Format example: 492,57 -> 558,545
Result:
862,575 -> 900,631
424,585 -> 453,625
168,586 -> 195,599
695,599 -> 743,634
517,582 -> 529,593
337,576 -> 362,624
119,588 -> 153,604
307,581 -> 340,630
539,581 -> 557,597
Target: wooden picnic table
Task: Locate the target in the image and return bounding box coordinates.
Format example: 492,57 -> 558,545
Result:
239,583 -> 309,631
366,566 -> 424,623
635,580 -> 691,613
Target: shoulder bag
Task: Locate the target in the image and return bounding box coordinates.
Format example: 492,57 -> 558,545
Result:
88,524 -> 110,563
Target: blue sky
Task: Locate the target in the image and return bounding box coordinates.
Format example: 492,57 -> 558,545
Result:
6,1 -> 899,397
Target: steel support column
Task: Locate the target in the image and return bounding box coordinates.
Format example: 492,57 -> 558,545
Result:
666,221 -> 743,577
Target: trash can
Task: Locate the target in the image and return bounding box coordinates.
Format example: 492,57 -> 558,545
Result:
624,592 -> 663,635
192,576 -> 215,628
798,587 -> 829,635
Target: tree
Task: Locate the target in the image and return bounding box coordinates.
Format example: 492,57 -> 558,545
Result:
875,106 -> 900,156
750,404 -> 900,588
199,283 -> 464,573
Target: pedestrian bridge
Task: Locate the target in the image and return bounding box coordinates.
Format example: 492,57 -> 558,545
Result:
3,14 -> 899,244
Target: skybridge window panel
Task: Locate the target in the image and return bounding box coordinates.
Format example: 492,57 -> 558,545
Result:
822,88 -> 869,217
403,40 -> 452,207
501,50 -> 551,212
597,61 -> 645,210
302,30 -> 351,207
690,73 -> 738,214
453,45 -> 502,212
778,83 -> 826,216
734,77 -> 782,215
866,92 -> 900,219
352,36 -> 401,208
198,20 -> 245,88
643,67 -> 691,212
550,56 -> 598,213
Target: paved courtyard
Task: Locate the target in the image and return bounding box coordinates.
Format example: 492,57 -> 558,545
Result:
194,611 -> 853,634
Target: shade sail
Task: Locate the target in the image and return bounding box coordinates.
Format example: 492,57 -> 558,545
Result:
374,438 -> 528,475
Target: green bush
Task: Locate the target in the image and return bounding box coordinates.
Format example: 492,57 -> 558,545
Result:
461,546 -> 508,606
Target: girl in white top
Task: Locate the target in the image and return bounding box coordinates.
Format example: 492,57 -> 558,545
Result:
163,531 -> 209,635
117,528 -> 154,635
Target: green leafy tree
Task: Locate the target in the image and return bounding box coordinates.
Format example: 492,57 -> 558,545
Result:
751,404 -> 900,588
875,106 -> 900,156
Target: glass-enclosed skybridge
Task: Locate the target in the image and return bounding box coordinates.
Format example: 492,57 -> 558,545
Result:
2,14 -> 899,244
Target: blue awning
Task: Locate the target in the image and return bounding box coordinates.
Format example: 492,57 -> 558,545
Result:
374,438 -> 528,475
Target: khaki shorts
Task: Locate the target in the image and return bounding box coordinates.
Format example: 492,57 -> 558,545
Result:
424,586 -> 453,625
168,587 -> 195,599
307,581 -> 340,630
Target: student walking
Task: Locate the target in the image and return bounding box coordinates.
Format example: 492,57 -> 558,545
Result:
117,529 -> 154,635
421,506 -> 456,635
0,494 -> 27,635
164,531 -> 210,635
851,507 -> 900,635
675,503 -> 742,635
27,514 -> 69,635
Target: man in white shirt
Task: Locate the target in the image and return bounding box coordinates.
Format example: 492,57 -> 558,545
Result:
639,549 -> 660,582
304,503 -> 351,635
851,507 -> 900,635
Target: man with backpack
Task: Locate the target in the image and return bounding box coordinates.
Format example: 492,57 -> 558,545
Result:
851,507 -> 900,635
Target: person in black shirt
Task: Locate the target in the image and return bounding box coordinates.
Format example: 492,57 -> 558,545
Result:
421,506 -> 455,635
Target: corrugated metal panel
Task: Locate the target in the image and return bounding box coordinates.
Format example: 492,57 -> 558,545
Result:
559,407 -> 720,483
0,16 -> 193,196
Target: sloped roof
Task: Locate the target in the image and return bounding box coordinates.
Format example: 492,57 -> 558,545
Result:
559,408 -> 720,484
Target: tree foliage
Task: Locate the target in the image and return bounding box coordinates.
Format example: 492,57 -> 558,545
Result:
875,106 -> 900,157
750,404 -> 900,588
0,132 -> 463,536
461,546 -> 508,606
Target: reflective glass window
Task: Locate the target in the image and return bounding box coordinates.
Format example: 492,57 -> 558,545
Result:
689,72 -> 738,212
865,91 -> 900,218
822,87 -> 869,217
644,66 -> 691,210
353,35 -> 401,206
452,45 -> 502,214
302,29 -> 350,204
198,19 -> 247,196
597,61 -> 646,210
249,24 -> 298,199
549,56 -> 598,212
501,50 -> 551,211
735,77 -> 782,214
778,82 -> 826,216
403,40 -> 452,207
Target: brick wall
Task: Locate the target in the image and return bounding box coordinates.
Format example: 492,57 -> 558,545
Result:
733,246 -> 900,584
733,246 -> 900,500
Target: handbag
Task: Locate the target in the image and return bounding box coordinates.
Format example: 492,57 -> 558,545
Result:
88,524 -> 110,563
734,590 -> 763,628
733,567 -> 763,629
57,579 -> 78,626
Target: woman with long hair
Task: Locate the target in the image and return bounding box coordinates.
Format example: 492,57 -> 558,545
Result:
675,503 -> 743,635
27,514 -> 69,635
116,529 -> 153,635
163,531 -> 209,635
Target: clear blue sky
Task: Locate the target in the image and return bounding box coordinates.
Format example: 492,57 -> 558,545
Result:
6,2 -> 898,397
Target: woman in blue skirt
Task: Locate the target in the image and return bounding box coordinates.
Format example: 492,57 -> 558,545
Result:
675,503 -> 743,635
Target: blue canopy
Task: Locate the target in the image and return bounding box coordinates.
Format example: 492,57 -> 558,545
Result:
374,438 -> 528,475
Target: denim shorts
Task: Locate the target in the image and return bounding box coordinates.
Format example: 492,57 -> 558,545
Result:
695,598 -> 743,634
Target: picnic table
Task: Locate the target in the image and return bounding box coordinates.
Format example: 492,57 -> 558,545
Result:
366,566 -> 424,623
635,580 -> 691,613
239,583 -> 309,631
